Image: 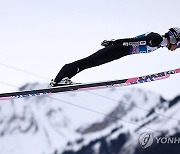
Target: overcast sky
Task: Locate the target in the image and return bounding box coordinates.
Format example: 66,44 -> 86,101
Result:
0,0 -> 179,99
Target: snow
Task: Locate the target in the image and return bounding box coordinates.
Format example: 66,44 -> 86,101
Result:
0,83 -> 180,154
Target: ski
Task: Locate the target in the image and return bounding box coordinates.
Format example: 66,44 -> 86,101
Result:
0,68 -> 179,100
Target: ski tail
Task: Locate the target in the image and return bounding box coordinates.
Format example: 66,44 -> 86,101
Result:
0,68 -> 179,100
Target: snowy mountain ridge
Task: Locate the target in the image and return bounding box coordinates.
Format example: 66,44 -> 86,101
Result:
0,83 -> 180,154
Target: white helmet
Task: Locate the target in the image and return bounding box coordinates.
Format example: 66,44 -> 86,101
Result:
165,27 -> 180,44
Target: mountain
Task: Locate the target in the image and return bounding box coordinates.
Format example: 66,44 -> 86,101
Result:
0,83 -> 179,154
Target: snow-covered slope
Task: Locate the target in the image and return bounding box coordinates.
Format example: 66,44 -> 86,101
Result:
0,83 -> 179,154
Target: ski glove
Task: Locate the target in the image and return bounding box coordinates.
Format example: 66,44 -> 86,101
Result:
101,40 -> 115,47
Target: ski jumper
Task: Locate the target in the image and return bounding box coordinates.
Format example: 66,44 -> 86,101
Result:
54,32 -> 166,83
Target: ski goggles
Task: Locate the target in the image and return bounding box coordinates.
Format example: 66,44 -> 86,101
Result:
177,41 -> 180,48
168,31 -> 178,44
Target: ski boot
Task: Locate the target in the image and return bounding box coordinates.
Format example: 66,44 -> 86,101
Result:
50,77 -> 74,87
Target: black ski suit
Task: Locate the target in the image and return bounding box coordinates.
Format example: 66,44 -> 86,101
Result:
54,32 -> 163,83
